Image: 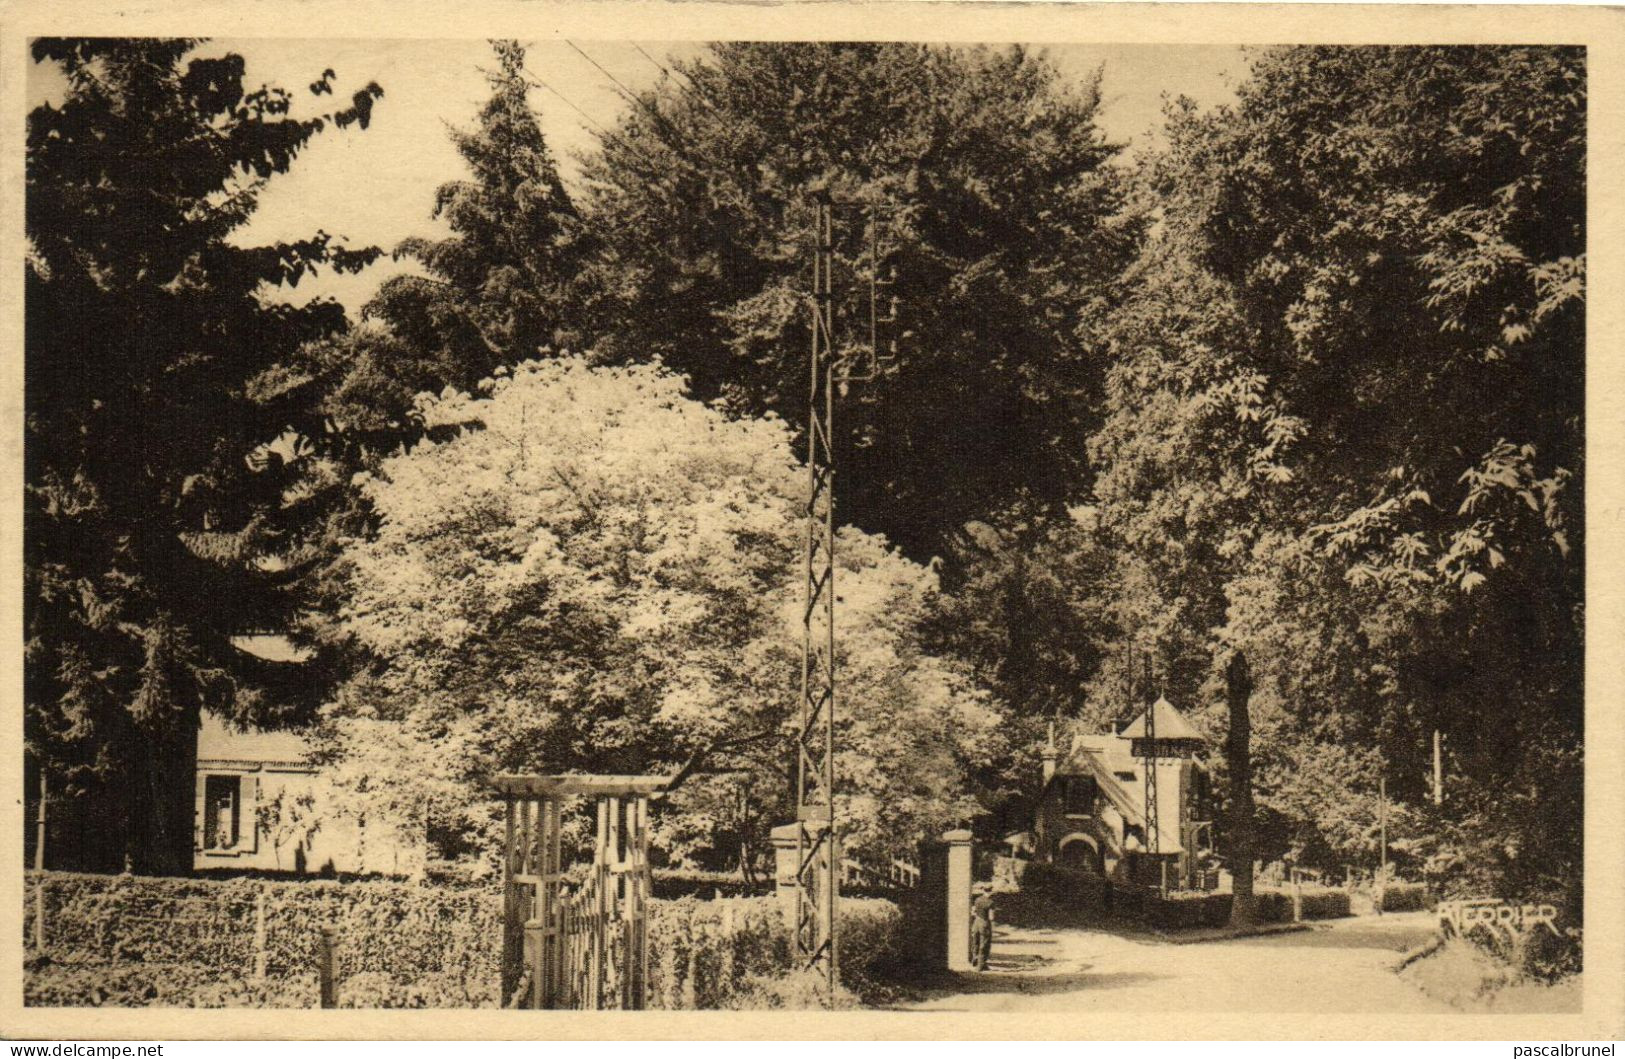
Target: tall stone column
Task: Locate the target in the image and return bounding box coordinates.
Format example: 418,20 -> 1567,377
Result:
943,828 -> 974,971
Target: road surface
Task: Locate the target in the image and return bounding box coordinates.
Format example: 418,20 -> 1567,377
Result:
901,912 -> 1452,1013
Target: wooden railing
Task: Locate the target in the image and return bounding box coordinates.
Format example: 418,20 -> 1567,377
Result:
837,855 -> 920,890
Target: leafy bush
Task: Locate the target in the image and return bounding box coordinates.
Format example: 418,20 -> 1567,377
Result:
647,896 -> 791,1010
646,895 -> 901,1009
836,897 -> 906,995
1403,935 -> 1583,1012
1458,921 -> 1582,984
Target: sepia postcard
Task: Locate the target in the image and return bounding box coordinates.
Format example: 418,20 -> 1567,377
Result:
1,0 -> 1622,1042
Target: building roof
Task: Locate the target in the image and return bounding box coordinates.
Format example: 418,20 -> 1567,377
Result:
228,633 -> 314,664
1072,748 -> 1146,830
197,710 -> 312,765
1066,734 -> 1138,776
1118,696 -> 1204,742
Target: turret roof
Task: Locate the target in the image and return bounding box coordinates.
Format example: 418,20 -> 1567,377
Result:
1118,696 -> 1204,742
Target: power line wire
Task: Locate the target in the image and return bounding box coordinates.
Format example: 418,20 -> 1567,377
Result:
566,40 -> 708,160
564,40 -> 647,111
523,70 -> 673,185
630,43 -> 674,80
631,44 -> 729,122
563,40 -> 747,199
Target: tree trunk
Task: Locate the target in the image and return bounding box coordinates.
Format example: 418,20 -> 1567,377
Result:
1225,651 -> 1257,929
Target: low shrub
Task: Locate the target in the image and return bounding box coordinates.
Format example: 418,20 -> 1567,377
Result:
993,862 -> 1107,928
837,897 -> 906,996
24,957 -> 230,1008
651,869 -> 773,900
1380,882 -> 1432,913
645,895 -> 901,1009
1402,936 -> 1583,1012
647,896 -> 791,1010
1458,921 -> 1583,984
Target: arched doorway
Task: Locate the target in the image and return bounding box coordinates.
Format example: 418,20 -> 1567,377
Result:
1057,832 -> 1104,876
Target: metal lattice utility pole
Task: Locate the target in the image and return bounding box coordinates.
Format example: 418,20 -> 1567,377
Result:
1143,690 -> 1162,895
795,193 -> 897,999
795,194 -> 839,994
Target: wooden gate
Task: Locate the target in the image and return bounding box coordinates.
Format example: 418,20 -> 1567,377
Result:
496,775 -> 666,1010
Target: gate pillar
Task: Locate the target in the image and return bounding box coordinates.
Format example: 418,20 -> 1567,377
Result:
770,822 -> 800,921
943,829 -> 974,971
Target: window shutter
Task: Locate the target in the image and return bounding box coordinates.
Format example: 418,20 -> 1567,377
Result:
193,773 -> 207,853
247,775 -> 261,853
228,777 -> 240,849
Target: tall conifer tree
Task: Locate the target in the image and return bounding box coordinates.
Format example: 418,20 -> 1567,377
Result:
25,39 -> 383,872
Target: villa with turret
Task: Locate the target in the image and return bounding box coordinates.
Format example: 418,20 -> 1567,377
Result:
1017,698 -> 1217,891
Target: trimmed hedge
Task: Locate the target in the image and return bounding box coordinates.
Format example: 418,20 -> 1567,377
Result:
1296,888 -> 1353,920
25,871 -> 901,1009
1379,882 -> 1432,913
1128,885 -> 1351,930
1135,890 -> 1283,930
651,869 -> 773,900
992,861 -> 1108,928
27,869 -> 501,1004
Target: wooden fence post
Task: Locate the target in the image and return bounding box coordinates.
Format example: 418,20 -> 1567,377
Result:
32,876 -> 46,953
33,770 -> 47,951
253,887 -> 268,982
318,926 -> 337,1009
719,901 -> 736,999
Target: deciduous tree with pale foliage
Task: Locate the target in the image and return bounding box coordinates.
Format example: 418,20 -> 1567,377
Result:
319,357 -> 1002,872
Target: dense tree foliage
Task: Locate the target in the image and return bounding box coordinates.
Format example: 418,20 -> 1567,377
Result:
320,40 -> 590,431
582,43 -> 1138,558
22,39 -> 1585,905
318,358 -> 1003,869
24,38 -> 384,872
1087,46 -> 1584,903
921,505 -> 1120,823
277,41 -> 591,686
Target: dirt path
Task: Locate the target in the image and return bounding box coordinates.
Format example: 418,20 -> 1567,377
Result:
900,912 -> 1453,1013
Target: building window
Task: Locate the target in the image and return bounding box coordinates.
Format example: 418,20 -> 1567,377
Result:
204,775 -> 240,850
1062,776 -> 1097,815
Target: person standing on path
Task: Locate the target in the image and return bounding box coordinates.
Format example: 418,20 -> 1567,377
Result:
970,884 -> 995,971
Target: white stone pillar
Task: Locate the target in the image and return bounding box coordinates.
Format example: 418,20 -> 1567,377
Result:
769,822 -> 800,921
943,828 -> 974,971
